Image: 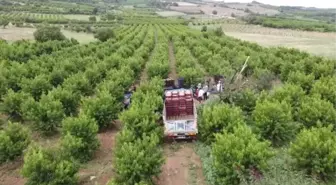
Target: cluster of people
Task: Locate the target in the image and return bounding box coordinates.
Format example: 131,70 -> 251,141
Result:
194,80 -> 223,102
195,83 -> 209,102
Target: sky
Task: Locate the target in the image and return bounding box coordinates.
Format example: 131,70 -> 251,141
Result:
223,0 -> 336,8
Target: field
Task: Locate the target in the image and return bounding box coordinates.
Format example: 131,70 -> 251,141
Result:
168,2 -> 279,17
0,27 -> 96,43
0,6 -> 336,185
170,4 -> 248,16
156,11 -> 186,17
191,24 -> 336,58
222,24 -> 336,58
225,2 -> 279,15
63,14 -> 101,21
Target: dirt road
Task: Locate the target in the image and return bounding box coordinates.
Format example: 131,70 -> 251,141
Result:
157,142 -> 206,185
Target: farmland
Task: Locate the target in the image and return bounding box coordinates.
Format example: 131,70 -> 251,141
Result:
0,2 -> 336,185
191,23 -> 336,58
0,27 -> 96,43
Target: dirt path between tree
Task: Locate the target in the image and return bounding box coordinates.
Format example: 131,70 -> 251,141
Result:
168,41 -> 178,86
79,123 -> 120,185
157,142 -> 206,185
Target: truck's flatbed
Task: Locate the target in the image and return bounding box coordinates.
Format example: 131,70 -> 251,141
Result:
163,88 -> 198,139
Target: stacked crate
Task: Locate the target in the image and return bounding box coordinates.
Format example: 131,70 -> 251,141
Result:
185,90 -> 194,115
179,91 -> 187,116
171,91 -> 179,117
165,89 -> 194,118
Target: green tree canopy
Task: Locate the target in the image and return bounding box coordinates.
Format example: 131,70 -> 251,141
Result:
82,90 -> 121,129
252,100 -> 298,146
0,122 -> 31,163
289,126 -> 336,180
296,95 -> 336,128
94,28 -> 115,42
199,103 -> 245,144
61,114 -> 99,162
212,124 -> 274,185
22,145 -> 79,185
22,94 -> 64,135
34,26 -> 66,42
114,131 -> 164,185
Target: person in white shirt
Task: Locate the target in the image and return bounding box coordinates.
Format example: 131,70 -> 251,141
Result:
203,85 -> 208,100
217,81 -> 223,92
198,88 -> 204,102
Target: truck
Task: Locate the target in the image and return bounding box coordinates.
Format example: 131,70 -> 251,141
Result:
162,88 -> 198,140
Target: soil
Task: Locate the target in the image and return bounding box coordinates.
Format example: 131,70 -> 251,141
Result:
78,123 -> 120,185
168,41 -> 178,85
0,159 -> 26,185
0,124 -> 118,185
157,142 -> 206,185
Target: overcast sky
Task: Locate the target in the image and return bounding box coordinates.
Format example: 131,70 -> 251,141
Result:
223,0 -> 336,8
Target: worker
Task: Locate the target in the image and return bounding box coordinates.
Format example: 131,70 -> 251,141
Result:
197,83 -> 202,89
123,93 -> 131,110
203,85 -> 208,100
198,88 -> 204,102
217,80 -> 223,92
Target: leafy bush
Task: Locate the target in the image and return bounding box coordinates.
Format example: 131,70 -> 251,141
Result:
212,124 -> 274,185
94,28 -> 115,42
96,80 -> 124,102
0,122 -> 31,163
131,91 -> 163,112
201,25 -> 207,32
267,83 -> 305,113
252,100 -> 298,146
20,75 -> 52,100
287,71 -> 314,93
147,62 -> 169,79
62,73 -> 93,96
34,26 -> 66,42
310,76 -> 336,107
119,104 -> 163,139
296,96 -> 336,128
61,114 -> 99,162
0,74 -> 7,99
254,69 -> 276,91
289,126 -> 336,180
221,88 -> 258,115
89,16 -> 96,22
48,87 -> 81,116
22,94 -> 64,135
114,131 -> 164,185
82,90 -> 121,129
2,90 -> 31,120
199,103 -> 245,144
213,27 -> 224,36
22,145 -> 79,185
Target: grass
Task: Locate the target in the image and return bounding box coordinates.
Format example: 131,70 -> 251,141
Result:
190,23 -> 336,59
63,14 -> 101,21
156,11 -> 186,17
188,163 -> 198,185
195,142 -> 335,185
0,27 -> 96,43
62,30 -> 96,43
